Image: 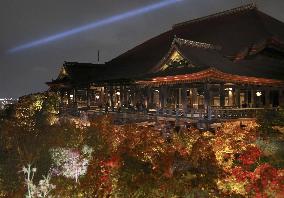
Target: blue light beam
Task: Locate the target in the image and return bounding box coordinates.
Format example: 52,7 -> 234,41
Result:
8,0 -> 183,53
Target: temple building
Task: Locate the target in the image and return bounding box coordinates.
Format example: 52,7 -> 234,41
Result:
47,4 -> 284,120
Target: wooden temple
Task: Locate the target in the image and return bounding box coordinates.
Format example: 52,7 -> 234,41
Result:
47,4 -> 284,120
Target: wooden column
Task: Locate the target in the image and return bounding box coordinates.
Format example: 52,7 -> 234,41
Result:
181,85 -> 188,114
228,89 -> 234,106
162,86 -> 169,110
87,89 -> 91,109
102,87 -> 106,104
177,88 -> 181,109
131,86 -> 136,107
73,89 -> 77,105
109,86 -> 114,109
119,86 -> 123,107
67,90 -> 71,107
142,87 -> 146,108
220,84 -> 225,108
124,86 -> 128,106
160,86 -> 165,109
192,88 -> 198,109
124,87 -> 129,106
235,87 -> 241,108
243,88 -> 248,108
119,86 -> 122,107
173,88 -> 177,109
59,90 -> 64,107
265,88 -> 270,108
279,88 -> 284,107
146,86 -> 152,109
204,84 -> 211,120
250,89 -> 255,108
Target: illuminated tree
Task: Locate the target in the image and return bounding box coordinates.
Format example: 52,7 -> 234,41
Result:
22,164 -> 55,198
50,146 -> 93,183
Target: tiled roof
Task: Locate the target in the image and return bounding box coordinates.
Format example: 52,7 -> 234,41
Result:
105,4 -> 284,80
48,4 -> 284,87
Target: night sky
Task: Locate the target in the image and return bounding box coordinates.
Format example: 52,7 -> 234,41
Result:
1,0 -> 284,98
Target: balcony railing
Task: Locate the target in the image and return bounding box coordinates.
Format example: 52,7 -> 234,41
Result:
60,103 -> 279,121
210,108 -> 267,119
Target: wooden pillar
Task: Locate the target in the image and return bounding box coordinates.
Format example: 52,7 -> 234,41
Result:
160,85 -> 168,109
235,87 -> 240,108
58,90 -> 64,113
250,89 -> 255,108
87,89 -> 91,109
159,86 -> 163,109
73,89 -> 77,104
265,88 -> 270,108
142,87 -> 146,108
130,86 -> 136,107
192,88 -> 198,109
119,86 -> 123,107
173,88 -> 177,109
144,87 -> 148,108
243,88 -> 248,108
123,86 -> 127,107
146,86 -> 152,109
166,86 -> 169,109
124,87 -> 129,106
279,88 -> 284,107
208,94 -> 212,120
59,90 -> 64,106
109,86 -> 114,109
133,87 -> 137,108
178,88 -> 181,109
119,86 -> 122,107
228,89 -> 234,106
70,89 -> 77,108
67,90 -> 71,106
160,86 -> 165,109
137,87 -> 141,107
220,84 -> 225,108
181,85 -> 188,114
101,87 -> 105,104
204,84 -> 211,120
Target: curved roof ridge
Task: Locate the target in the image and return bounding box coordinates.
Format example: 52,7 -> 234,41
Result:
173,3 -> 256,29
174,37 -> 222,50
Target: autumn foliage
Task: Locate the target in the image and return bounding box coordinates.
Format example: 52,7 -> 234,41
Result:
0,94 -> 284,197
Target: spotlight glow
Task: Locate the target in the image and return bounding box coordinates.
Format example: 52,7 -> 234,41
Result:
8,0 -> 183,53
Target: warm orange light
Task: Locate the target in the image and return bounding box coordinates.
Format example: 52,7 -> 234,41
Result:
137,68 -> 284,86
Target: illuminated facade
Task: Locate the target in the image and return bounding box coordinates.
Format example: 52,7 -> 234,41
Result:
47,4 -> 284,120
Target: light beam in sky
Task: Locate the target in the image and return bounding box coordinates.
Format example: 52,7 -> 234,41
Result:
8,0 -> 183,53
